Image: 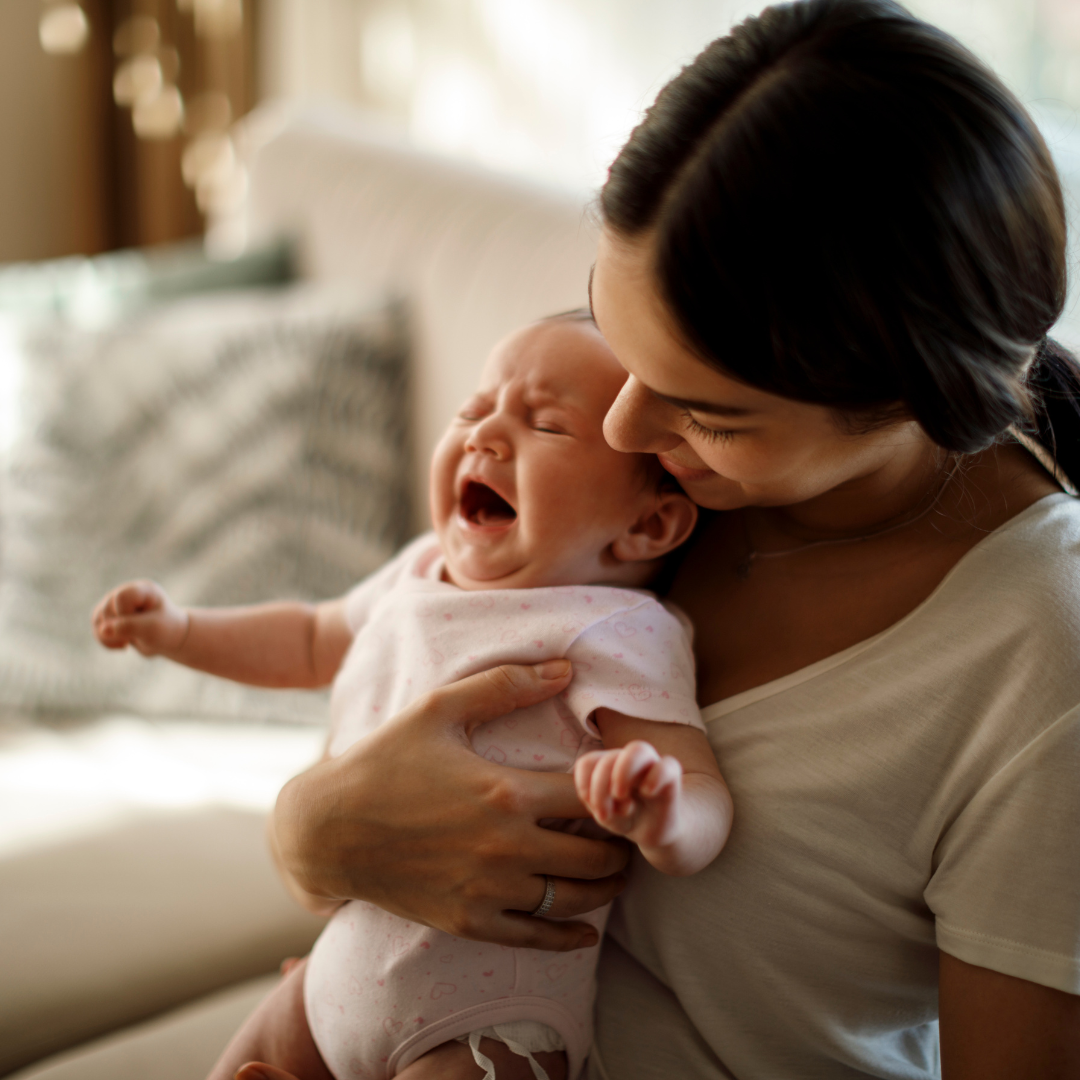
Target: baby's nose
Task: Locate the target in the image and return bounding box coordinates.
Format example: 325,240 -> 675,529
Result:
465,421 -> 512,460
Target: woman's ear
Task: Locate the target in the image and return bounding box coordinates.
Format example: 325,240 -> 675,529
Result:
610,490 -> 698,564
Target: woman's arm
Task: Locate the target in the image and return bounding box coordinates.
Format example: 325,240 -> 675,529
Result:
271,659 -> 631,952
93,579 -> 352,688
939,951 -> 1080,1078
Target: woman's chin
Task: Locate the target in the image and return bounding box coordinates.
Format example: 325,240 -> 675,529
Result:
675,474 -> 750,512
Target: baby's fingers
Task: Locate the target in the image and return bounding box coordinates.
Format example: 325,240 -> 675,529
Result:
611,740 -> 661,800
109,580 -> 164,617
587,750 -> 621,815
573,751 -> 604,806
640,755 -> 683,801
95,615 -> 147,650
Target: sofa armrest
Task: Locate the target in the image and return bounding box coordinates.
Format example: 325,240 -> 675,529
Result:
0,809 -> 325,1076
8,975 -> 279,1080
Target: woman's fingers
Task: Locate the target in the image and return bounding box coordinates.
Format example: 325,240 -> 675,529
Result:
490,910 -> 602,952
523,766 -> 595,821
533,827 -> 630,884
516,872 -> 626,920
409,660 -> 573,740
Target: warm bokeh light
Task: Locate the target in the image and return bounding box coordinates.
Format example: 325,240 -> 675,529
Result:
38,4 -> 89,56
113,54 -> 163,108
132,85 -> 185,139
193,0 -> 243,40
182,132 -> 234,189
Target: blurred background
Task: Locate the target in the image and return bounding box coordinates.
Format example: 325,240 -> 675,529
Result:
8,0 -> 1080,262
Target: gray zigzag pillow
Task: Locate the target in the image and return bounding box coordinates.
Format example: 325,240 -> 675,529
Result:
0,285 -> 412,723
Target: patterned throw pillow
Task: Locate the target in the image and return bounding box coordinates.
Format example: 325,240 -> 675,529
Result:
0,285 -> 412,723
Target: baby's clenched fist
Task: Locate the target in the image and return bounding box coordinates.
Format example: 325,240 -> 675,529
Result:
92,580 -> 189,657
574,739 -> 684,854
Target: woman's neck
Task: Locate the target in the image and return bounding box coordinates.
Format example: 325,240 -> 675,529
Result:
753,433 -> 952,544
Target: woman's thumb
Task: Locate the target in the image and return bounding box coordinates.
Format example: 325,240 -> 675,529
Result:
429,659 -> 573,736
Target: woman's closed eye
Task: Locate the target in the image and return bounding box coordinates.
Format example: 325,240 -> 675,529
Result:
683,412 -> 736,443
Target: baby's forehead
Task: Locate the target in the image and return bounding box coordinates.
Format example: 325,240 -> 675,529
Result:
477,321 -> 625,410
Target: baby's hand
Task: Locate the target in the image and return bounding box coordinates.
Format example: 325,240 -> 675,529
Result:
92,580 -> 189,657
574,740 -> 684,853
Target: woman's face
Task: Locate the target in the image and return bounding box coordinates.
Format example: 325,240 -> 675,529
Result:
591,229 -> 929,512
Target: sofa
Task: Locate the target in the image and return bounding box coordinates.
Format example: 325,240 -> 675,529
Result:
1,102 -> 597,1079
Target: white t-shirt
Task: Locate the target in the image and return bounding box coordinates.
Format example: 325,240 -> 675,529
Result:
588,493 -> 1080,1080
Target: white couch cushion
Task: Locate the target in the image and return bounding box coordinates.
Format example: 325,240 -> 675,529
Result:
235,104 -> 599,520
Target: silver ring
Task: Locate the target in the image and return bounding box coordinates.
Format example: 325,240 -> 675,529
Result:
530,876 -> 556,918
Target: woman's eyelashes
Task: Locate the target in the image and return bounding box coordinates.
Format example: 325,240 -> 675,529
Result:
683,412 -> 736,443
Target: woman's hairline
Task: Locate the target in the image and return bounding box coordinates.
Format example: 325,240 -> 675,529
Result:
586,233 -> 915,439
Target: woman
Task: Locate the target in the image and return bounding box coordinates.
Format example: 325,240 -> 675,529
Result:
270,0 -> 1080,1075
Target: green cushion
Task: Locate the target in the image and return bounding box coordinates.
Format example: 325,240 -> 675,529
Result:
0,238 -> 294,324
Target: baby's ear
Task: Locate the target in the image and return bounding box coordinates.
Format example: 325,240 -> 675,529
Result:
611,489 -> 698,564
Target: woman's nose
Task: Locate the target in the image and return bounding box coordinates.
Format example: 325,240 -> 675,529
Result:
603,375 -> 681,454
464,416 -> 512,460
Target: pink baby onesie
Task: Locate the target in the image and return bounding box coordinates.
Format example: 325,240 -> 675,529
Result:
304,533 -> 703,1080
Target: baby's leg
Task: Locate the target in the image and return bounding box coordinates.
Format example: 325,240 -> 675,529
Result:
397,1039 -> 568,1080
207,957 -> 335,1080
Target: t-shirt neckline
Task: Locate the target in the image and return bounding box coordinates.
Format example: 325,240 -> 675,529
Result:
701,492 -> 1073,723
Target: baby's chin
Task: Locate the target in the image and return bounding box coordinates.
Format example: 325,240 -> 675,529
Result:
442,556 -> 556,591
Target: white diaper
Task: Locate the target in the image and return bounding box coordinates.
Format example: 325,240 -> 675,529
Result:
456,1021 -> 566,1080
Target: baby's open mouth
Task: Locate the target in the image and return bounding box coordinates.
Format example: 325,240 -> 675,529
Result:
459,480 -> 517,526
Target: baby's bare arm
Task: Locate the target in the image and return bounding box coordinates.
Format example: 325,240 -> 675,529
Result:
92,581 -> 352,689
576,709 -> 732,877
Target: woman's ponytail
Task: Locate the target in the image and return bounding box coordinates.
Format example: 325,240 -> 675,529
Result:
1027,338 -> 1080,493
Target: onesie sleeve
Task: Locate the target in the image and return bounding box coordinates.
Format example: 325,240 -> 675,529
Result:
563,598 -> 703,736
341,533 -> 441,635
925,703 -> 1080,994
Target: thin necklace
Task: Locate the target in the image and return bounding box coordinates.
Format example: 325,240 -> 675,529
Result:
735,457 -> 961,580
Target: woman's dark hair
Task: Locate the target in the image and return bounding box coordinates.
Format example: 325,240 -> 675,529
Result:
602,0 -> 1080,486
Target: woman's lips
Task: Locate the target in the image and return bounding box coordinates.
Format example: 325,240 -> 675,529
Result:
658,454 -> 715,482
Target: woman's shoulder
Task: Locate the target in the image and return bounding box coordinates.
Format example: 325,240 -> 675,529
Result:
910,493 -> 1080,712
949,493 -> 1080,602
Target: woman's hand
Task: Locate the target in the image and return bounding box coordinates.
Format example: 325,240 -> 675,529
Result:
272,659 -> 629,952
